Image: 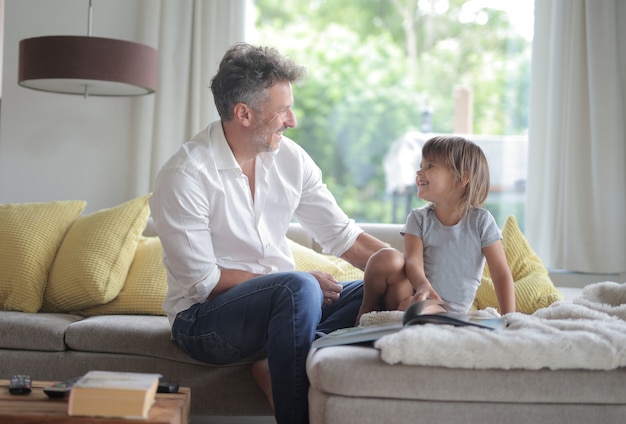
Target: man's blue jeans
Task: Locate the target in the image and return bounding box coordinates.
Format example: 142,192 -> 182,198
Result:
171,271 -> 364,424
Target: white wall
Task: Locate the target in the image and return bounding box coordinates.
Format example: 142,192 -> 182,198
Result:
0,0 -> 158,213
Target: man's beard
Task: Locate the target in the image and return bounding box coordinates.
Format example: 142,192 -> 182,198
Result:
251,122 -> 282,153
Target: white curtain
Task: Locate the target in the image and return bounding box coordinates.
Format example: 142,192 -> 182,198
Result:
129,0 -> 249,196
526,0 -> 626,273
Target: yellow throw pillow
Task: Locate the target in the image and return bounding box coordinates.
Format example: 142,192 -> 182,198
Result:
0,200 -> 86,312
77,237 -> 168,316
42,194 -> 151,312
473,215 -> 563,314
288,239 -> 364,281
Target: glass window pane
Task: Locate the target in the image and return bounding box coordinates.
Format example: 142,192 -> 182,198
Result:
251,0 -> 533,230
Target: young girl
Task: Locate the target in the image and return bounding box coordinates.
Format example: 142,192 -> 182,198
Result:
356,135 -> 515,324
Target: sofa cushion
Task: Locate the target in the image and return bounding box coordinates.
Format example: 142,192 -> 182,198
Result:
0,311 -> 84,351
42,194 -> 151,312
64,315 -> 210,366
0,200 -> 86,313
76,237 -> 168,316
288,239 -> 364,281
474,215 -> 562,313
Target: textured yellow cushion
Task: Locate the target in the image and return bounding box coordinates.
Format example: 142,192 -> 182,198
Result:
76,237 -> 167,316
0,200 -> 86,312
473,215 -> 563,314
288,239 -> 364,281
42,194 -> 151,312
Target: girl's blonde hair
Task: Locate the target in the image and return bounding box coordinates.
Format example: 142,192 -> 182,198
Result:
421,135 -> 490,216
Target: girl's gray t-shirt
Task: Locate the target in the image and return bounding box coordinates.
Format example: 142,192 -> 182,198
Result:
401,205 -> 502,311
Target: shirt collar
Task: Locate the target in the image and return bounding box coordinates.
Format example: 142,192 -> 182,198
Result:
210,121 -> 239,171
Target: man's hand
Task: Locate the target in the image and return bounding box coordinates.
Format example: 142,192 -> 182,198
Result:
309,271 -> 342,305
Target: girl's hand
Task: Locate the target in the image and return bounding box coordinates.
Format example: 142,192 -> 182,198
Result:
483,240 -> 515,314
411,281 -> 441,303
398,284 -> 442,312
309,271 -> 343,305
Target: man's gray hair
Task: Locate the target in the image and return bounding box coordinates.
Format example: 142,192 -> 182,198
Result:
210,43 -> 307,120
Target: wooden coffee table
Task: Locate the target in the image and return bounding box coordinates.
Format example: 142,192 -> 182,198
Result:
0,379 -> 190,424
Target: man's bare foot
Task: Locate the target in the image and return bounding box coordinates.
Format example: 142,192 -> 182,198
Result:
251,359 -> 274,413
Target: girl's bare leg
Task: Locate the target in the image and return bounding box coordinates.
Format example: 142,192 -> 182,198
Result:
356,248 -> 413,325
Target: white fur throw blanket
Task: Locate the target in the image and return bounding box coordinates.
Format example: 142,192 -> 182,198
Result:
366,281 -> 626,370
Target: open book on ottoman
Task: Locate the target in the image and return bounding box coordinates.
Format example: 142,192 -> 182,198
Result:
312,299 -> 506,348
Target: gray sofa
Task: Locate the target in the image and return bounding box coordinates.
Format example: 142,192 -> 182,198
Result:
0,222 -> 400,417
4,218 -> 616,423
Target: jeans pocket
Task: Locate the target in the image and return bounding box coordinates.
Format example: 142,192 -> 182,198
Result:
175,330 -> 242,364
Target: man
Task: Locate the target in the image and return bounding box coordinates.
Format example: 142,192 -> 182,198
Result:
149,43 -> 387,423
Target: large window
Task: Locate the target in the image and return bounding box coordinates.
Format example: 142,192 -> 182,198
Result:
251,0 -> 533,229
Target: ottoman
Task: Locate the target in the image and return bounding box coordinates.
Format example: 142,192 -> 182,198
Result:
306,345 -> 626,424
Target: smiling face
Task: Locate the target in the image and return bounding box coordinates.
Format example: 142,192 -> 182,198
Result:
415,158 -> 461,205
249,81 -> 297,153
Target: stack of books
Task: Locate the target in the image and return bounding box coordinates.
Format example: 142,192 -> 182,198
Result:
67,370 -> 161,419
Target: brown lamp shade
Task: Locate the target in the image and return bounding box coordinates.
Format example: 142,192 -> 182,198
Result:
18,35 -> 158,97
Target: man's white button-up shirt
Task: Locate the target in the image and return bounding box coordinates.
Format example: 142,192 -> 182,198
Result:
150,121 -> 363,325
